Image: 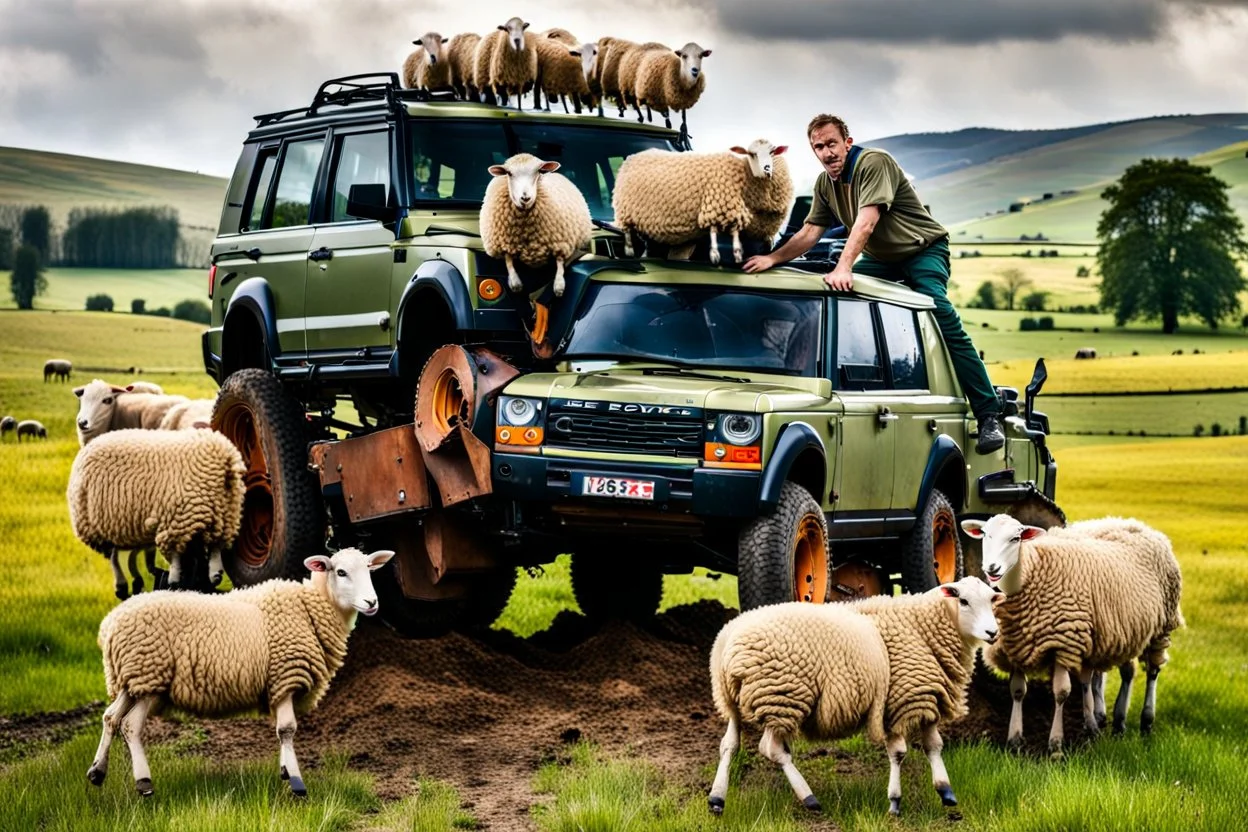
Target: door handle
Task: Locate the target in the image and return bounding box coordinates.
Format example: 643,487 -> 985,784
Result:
308,246 -> 333,262
245,247 -> 262,261
877,408 -> 899,427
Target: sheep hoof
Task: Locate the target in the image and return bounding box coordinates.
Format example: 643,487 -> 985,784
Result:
130,577 -> 144,595
508,276 -> 523,293
87,765 -> 106,786
1140,715 -> 1154,736
289,776 -> 307,797
1096,712 -> 1108,731
114,584 -> 129,601
1006,735 -> 1024,753
802,795 -> 822,812
707,796 -> 724,815
888,797 -> 901,816
1112,719 -> 1126,735
732,247 -> 743,263
709,249 -> 721,266
209,571 -> 223,588
1048,741 -> 1064,761
937,785 -> 957,806
553,279 -> 565,298
136,778 -> 153,797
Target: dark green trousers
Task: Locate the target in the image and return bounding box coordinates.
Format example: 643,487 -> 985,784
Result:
852,240 -> 999,419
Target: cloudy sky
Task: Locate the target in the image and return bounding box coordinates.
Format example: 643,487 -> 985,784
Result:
1,0 -> 1246,190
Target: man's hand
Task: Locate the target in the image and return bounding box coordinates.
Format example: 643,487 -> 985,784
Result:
742,254 -> 777,274
822,266 -> 854,291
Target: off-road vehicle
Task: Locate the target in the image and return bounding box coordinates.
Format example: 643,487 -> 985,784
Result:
204,73 -> 1059,636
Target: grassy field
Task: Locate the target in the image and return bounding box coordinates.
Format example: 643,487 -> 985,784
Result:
3,311 -> 1248,830
0,267 -> 206,313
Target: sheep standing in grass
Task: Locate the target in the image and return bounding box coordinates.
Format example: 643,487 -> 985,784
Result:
1,415 -> 15,441
612,139 -> 791,264
534,29 -> 591,113
962,514 -> 1183,757
16,419 -> 47,441
402,32 -> 451,93
478,17 -> 537,109
74,379 -> 189,446
708,577 -> 999,816
480,153 -> 594,298
635,42 -> 710,133
68,429 -> 245,599
87,547 -> 395,797
448,32 -> 481,100
44,358 -> 73,383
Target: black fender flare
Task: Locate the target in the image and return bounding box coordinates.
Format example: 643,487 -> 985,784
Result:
396,259 -> 474,337
758,421 -> 826,513
223,277 -> 280,362
914,434 -> 965,514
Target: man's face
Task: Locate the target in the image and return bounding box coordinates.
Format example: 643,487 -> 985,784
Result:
809,124 -> 853,179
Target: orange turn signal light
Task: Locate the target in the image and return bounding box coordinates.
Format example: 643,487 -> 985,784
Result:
496,425 -> 544,447
478,278 -> 503,301
703,442 -> 762,469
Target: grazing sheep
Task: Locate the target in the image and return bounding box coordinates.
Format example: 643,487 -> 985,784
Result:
535,29 -> 591,113
87,547 -> 396,798
612,139 -> 792,264
480,153 -> 594,298
1,415 -> 15,441
616,41 -> 667,118
478,17 -> 537,109
67,429 -> 245,598
74,379 -> 189,445
635,42 -> 710,133
597,36 -> 634,116
44,358 -> 73,383
157,399 -> 215,431
447,32 -> 482,99
962,514 -> 1183,757
124,381 -> 165,395
708,577 -> 999,816
402,32 -> 452,92
16,419 -> 48,441
1074,347 -> 1097,359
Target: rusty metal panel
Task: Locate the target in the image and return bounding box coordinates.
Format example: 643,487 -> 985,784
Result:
423,509 -> 502,582
315,426 -> 431,523
392,532 -> 469,600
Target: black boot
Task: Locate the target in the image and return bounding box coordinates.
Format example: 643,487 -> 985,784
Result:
976,414 -> 1005,454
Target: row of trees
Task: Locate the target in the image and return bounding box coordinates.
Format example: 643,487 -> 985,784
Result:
85,293 -> 211,323
0,204 -> 206,270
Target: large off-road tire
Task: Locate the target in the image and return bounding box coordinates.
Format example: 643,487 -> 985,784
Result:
900,487 -> 963,593
570,550 -> 664,624
375,565 -> 519,638
213,369 -> 324,586
737,481 -> 831,611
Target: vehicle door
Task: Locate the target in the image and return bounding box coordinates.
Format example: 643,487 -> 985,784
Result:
304,127 -> 397,353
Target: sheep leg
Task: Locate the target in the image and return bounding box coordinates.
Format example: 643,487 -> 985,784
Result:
1140,662 -> 1162,736
121,694 -> 159,796
644,102 -> 652,123
731,227 -> 743,263
663,109 -> 671,130
1092,670 -> 1107,730
109,547 -> 128,600
275,695 -> 307,797
622,227 -> 636,258
553,256 -> 566,298
1078,667 -> 1101,737
207,546 -> 225,588
1007,669 -> 1027,750
1112,660 -> 1136,734
886,733 -> 907,816
1049,665 -> 1072,759
166,551 -> 184,591
921,724 -> 957,806
759,726 -> 819,811
708,227 -> 721,265
145,547 -> 168,590
707,716 -> 738,814
127,549 -> 144,595
87,690 -> 133,785
505,253 -> 523,294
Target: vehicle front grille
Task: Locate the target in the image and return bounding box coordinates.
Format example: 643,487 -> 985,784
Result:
544,410 -> 703,458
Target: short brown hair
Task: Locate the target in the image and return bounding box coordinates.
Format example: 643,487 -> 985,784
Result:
807,114 -> 849,141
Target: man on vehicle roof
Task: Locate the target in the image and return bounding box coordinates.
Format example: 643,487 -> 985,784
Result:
744,113 -> 1004,454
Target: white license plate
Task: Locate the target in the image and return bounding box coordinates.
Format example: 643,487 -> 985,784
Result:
581,476 -> 655,500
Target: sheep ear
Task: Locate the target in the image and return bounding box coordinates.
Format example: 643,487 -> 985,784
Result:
539,161 -> 561,173
702,50 -> 712,57
522,21 -> 530,29
960,519 -> 985,538
1020,526 -> 1046,541
110,385 -> 127,394
488,165 -> 507,176
569,49 -> 581,57
939,584 -> 960,598
772,145 -> 789,156
304,555 -> 331,573
497,24 -> 506,31
729,146 -> 748,155
413,39 -> 422,45
73,386 -> 85,398
368,550 -> 396,571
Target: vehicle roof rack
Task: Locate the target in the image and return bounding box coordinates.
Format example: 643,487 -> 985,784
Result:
253,73 -> 471,126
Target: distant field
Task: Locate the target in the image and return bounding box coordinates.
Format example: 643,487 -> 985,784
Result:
946,253 -> 1102,309
0,267 -> 205,313
993,351 -> 1248,394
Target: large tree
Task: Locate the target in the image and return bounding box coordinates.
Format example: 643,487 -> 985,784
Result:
10,244 -> 47,309
997,267 -> 1033,311
1097,158 -> 1247,333
20,205 -> 51,262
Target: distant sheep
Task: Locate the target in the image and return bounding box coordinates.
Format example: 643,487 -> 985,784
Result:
535,29 -> 592,113
1075,347 -> 1097,359
480,153 -> 594,298
44,358 -> 72,383
74,379 -> 189,446
16,419 -> 47,441
402,32 -> 451,93
1,415 -> 15,441
447,32 -> 482,99
635,42 -> 710,132
87,547 -> 396,798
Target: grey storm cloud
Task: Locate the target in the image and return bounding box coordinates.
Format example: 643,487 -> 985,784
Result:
705,0 -> 1248,44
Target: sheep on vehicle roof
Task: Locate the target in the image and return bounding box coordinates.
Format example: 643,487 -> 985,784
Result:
475,16 -> 537,109
402,32 -> 452,93
447,32 -> 482,100
534,29 -> 594,114
635,41 -> 710,133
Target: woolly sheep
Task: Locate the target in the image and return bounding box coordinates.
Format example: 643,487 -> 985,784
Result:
962,514 -> 1183,757
480,153 -> 594,298
596,36 -> 633,116
534,29 -> 591,113
635,41 -> 710,131
74,379 -> 189,445
577,42 -> 602,114
478,17 -> 537,109
616,41 -> 667,118
16,419 -> 47,441
67,429 -> 245,598
124,381 -> 165,395
44,358 -> 72,383
157,398 -> 215,431
612,139 -> 792,264
1,415 -> 15,441
447,32 -> 481,99
87,546 -> 396,797
402,32 -> 451,92
708,577 -> 999,816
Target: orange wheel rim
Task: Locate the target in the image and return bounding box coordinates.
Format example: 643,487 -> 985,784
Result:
218,402 -> 273,568
431,368 -> 467,434
793,514 -> 829,604
933,511 -> 958,583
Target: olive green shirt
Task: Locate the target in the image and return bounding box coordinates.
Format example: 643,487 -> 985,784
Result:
805,146 -> 948,263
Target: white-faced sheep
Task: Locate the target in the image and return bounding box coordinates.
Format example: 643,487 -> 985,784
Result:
75,379 -> 190,445
480,153 -> 594,298
447,32 -> 481,99
635,42 -> 710,134
402,32 -> 452,93
1,415 -> 15,441
577,42 -> 601,114
67,429 -> 245,599
44,358 -> 73,383
477,16 -> 537,109
534,29 -> 592,113
87,546 -> 395,797
962,514 -> 1183,757
16,419 -> 47,441
708,577 -> 1000,816
612,139 -> 792,265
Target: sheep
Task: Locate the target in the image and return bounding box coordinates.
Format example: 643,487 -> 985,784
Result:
1074,347 -> 1097,359
86,546 -> 396,798
534,29 -> 592,113
74,379 -> 189,446
616,41 -> 667,119
67,428 -> 246,599
708,576 -> 999,816
962,514 -> 1184,757
577,42 -> 602,115
447,32 -> 481,100
402,32 -> 452,93
1,415 -> 15,441
635,42 -> 710,134
740,139 -> 794,244
477,17 -> 537,109
596,36 -> 634,116
124,381 -> 164,395
44,358 -> 73,383
157,398 -> 215,431
612,139 -> 792,265
16,419 -> 48,441
480,153 -> 594,298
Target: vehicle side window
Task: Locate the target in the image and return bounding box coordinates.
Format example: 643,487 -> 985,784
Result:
835,299 -> 884,389
877,303 -> 928,390
269,137 -> 325,229
329,131 -> 391,222
242,151 -> 277,232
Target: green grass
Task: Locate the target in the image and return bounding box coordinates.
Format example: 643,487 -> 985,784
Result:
0,268 -> 206,313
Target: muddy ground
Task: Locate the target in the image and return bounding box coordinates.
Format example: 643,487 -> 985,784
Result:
7,602 -> 1102,831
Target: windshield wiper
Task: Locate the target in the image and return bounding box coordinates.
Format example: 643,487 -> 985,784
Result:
591,219 -> 624,235
641,366 -> 749,383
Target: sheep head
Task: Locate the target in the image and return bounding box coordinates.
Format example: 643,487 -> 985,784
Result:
961,514 -> 1046,587
413,32 -> 446,65
499,16 -> 530,51
305,547 -> 395,617
730,139 -> 789,179
936,576 -> 1002,646
73,378 -> 128,446
488,153 -> 560,211
675,42 -> 711,86
575,42 -> 599,82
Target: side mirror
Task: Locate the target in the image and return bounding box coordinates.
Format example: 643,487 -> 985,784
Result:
346,183 -> 391,222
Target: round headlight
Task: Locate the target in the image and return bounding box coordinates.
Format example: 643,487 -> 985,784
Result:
502,397 -> 538,426
720,413 -> 761,445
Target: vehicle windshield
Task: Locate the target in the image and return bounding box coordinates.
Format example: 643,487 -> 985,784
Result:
407,119 -> 675,220
561,283 -> 823,376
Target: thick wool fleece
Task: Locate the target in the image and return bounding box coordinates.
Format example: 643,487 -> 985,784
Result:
710,603 -> 888,743
472,31 -> 501,92
986,519 -> 1183,677
536,32 -> 589,102
617,43 -> 666,106
635,51 -> 707,115
480,160 -> 594,267
853,593 -> 973,737
449,33 -> 481,93
67,428 -> 245,558
403,47 -> 452,91
489,31 -> 538,96
98,574 -> 354,716
743,154 -> 794,242
613,150 -> 755,245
